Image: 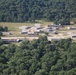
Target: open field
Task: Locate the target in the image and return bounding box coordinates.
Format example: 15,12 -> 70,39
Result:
0,21 -> 53,37
0,21 -> 75,32
0,22 -> 35,31
0,21 -> 53,31
1,21 -> 76,42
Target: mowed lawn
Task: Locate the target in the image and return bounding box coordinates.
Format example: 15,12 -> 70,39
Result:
0,21 -> 53,31
0,22 -> 35,32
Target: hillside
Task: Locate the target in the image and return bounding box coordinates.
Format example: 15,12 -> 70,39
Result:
0,0 -> 76,24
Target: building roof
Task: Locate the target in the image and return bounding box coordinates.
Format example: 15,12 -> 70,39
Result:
35,23 -> 41,27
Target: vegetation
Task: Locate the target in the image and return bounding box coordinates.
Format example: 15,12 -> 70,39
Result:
0,26 -> 8,36
0,26 -> 8,32
0,36 -> 76,75
0,32 -> 3,36
0,0 -> 76,24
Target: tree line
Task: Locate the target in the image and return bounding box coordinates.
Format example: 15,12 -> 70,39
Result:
0,36 -> 76,75
0,26 -> 8,32
0,0 -> 76,24
0,26 -> 8,36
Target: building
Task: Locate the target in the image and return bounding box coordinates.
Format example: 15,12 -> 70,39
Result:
67,27 -> 76,30
43,27 -> 52,32
20,31 -> 27,34
48,24 -> 61,28
1,37 -> 24,43
28,32 -> 35,35
20,29 -> 29,34
70,34 -> 76,38
53,31 -> 58,34
34,23 -> 41,27
2,32 -> 12,35
19,26 -> 31,30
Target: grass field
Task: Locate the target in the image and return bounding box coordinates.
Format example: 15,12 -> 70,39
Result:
0,22 -> 34,31
0,21 -> 53,32
0,21 -> 53,37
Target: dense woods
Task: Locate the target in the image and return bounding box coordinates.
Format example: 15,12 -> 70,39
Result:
0,0 -> 76,24
0,36 -> 76,75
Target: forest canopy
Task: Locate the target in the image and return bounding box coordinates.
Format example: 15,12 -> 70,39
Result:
0,36 -> 76,75
0,0 -> 76,24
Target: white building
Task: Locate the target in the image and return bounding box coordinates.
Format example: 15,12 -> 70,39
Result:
70,34 -> 76,38
34,23 -> 41,27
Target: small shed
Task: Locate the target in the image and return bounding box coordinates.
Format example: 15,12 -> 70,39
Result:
1,38 -> 20,43
70,34 -> 76,38
20,31 -> 27,34
21,29 -> 29,34
28,32 -> 35,35
35,23 -> 41,27
67,27 -> 76,30
48,24 -> 61,28
19,26 -> 31,30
